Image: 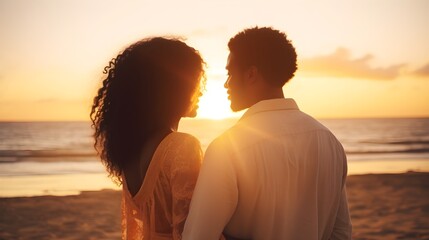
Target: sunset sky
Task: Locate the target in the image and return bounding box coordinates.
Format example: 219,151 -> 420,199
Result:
0,0 -> 428,121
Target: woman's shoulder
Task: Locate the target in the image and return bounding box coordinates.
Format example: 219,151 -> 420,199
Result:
159,132 -> 202,158
168,132 -> 201,146
161,132 -> 202,173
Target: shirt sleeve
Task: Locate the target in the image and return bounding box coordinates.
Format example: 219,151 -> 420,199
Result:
182,138 -> 238,240
169,135 -> 203,240
331,186 -> 352,239
331,144 -> 352,240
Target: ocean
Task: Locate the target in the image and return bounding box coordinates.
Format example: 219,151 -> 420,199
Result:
1,118 -> 429,197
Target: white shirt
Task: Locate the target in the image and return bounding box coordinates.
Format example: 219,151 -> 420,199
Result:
183,98 -> 352,240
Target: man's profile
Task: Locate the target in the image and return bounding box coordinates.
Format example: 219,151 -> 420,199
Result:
183,26 -> 352,240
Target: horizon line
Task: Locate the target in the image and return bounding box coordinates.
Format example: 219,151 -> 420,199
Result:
1,115 -> 429,123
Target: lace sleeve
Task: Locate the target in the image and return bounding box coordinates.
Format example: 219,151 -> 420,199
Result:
169,135 -> 203,240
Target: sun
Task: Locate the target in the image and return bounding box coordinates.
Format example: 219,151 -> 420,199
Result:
197,79 -> 234,120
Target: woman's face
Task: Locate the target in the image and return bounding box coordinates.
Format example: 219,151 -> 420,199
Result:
184,88 -> 202,118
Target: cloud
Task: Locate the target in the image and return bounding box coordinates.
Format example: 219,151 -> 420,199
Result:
412,63 -> 429,77
300,48 -> 405,80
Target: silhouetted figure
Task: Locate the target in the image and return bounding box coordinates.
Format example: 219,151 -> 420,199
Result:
183,27 -> 352,240
91,37 -> 205,239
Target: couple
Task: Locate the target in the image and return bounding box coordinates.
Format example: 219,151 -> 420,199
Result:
90,27 -> 352,240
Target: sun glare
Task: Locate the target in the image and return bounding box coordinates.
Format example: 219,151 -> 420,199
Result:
197,79 -> 233,120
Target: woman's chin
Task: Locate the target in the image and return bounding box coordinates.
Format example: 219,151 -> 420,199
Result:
184,109 -> 198,118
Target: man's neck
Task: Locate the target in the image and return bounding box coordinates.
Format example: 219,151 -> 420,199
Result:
254,88 -> 284,104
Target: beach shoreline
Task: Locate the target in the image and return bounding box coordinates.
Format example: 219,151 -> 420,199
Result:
1,172 -> 428,240
2,158 -> 428,198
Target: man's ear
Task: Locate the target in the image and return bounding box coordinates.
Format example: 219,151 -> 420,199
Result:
245,66 -> 259,84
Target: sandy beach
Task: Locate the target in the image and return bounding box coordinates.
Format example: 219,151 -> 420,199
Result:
1,172 -> 428,240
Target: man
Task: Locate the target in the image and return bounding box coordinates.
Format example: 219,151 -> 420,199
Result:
183,27 -> 352,240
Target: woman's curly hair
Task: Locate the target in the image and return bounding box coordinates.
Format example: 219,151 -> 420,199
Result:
90,37 -> 205,184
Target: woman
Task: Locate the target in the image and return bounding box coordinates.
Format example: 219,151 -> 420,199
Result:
90,37 -> 205,239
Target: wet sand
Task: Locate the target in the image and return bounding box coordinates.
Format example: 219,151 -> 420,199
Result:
1,172 -> 428,239
347,172 -> 429,239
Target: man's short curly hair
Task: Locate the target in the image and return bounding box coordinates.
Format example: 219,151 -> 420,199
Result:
228,26 -> 297,87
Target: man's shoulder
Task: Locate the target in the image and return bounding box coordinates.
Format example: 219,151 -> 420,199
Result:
205,123 -> 244,153
209,125 -> 237,146
287,110 -> 332,133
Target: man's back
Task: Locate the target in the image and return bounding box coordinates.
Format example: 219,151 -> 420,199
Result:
183,99 -> 352,240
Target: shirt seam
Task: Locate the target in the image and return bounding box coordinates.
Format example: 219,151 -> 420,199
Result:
226,128 -> 333,152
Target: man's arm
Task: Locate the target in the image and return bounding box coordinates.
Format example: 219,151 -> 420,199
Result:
182,139 -> 238,240
331,186 -> 352,239
331,144 -> 352,240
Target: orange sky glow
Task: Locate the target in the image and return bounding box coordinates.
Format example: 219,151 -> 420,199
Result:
0,0 -> 428,121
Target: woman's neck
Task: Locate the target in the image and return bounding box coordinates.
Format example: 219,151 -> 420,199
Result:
170,118 -> 180,132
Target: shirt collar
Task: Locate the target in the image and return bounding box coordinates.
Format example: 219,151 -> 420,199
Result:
239,98 -> 299,121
